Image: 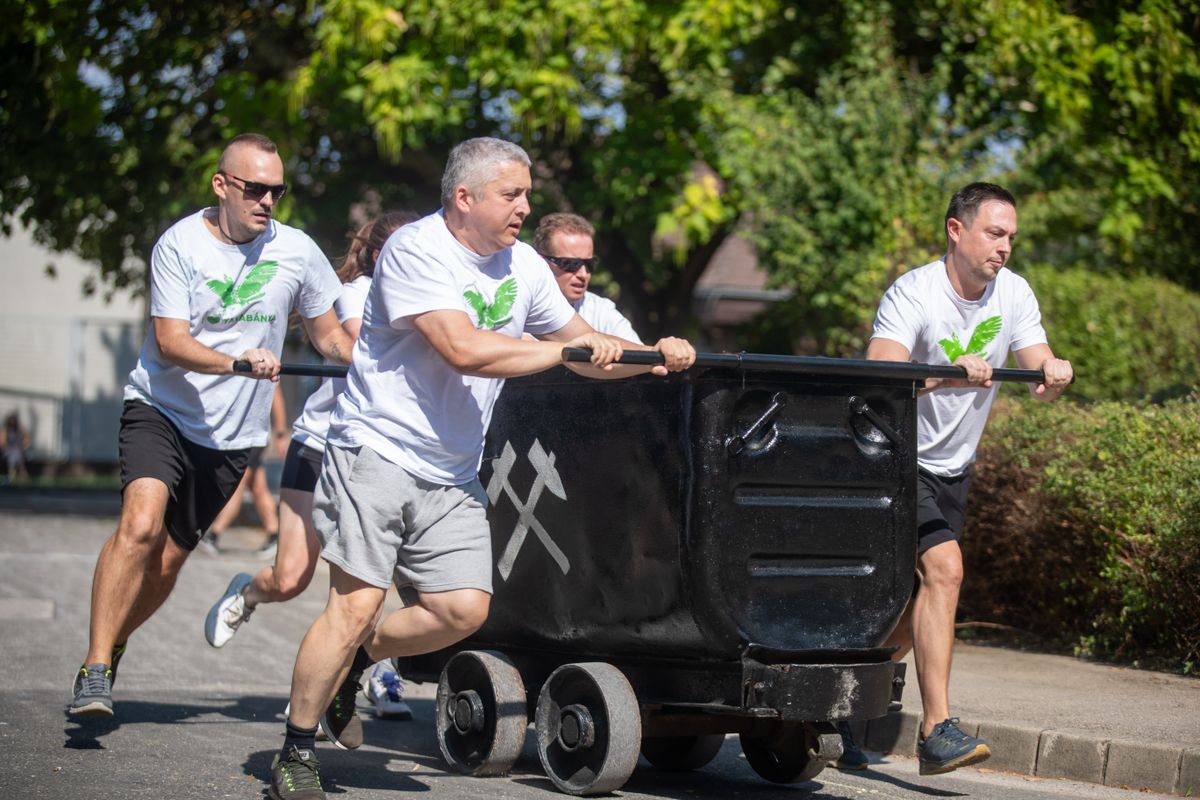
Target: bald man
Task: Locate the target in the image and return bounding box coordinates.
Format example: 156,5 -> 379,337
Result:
69,133 -> 353,718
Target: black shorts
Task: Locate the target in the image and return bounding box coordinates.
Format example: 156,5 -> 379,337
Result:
118,401 -> 251,551
279,440 -> 324,493
246,445 -> 266,469
916,467 -> 970,555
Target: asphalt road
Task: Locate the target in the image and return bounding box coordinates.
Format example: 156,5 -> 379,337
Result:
0,512 -> 1179,800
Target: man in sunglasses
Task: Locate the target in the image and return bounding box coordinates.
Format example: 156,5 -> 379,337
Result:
68,133 -> 354,719
267,137 -> 695,800
533,212 -> 643,342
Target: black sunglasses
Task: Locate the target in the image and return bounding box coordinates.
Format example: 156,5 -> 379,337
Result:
540,254 -> 595,273
220,171 -> 288,202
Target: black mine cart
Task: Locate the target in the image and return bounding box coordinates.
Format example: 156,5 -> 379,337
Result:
392,350 -> 1050,795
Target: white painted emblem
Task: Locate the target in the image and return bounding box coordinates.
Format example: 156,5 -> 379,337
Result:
486,439 -> 570,581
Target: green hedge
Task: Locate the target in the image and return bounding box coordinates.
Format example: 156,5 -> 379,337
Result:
1018,265 -> 1200,402
961,395 -> 1200,673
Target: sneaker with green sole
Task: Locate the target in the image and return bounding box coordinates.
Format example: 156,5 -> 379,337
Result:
270,745 -> 325,800
319,674 -> 363,750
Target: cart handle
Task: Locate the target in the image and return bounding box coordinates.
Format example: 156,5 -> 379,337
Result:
561,347 -> 1072,384
233,352 -> 1074,385
232,360 -> 349,379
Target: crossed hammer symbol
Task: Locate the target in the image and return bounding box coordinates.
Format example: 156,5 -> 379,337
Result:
486,438 -> 571,581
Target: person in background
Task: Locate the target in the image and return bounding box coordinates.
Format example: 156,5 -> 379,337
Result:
532,212 -> 642,342
2,412 -> 31,484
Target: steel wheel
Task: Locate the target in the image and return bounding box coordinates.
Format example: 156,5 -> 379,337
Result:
739,725 -> 825,784
641,734 -> 725,771
535,662 -> 642,795
436,650 -> 527,776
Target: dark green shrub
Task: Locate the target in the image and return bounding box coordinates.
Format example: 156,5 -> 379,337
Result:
1018,265 -> 1200,402
961,395 -> 1200,673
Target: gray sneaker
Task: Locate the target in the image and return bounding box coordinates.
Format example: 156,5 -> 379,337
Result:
918,718 -> 991,775
69,663 -> 113,717
205,573 -> 255,648
270,745 -> 325,800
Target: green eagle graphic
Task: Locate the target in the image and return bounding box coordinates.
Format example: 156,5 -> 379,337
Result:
939,314 -> 1002,362
463,277 -> 517,330
206,260 -> 279,323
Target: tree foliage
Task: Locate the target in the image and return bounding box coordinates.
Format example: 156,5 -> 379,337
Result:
724,0 -> 1200,355
3,0 -> 1198,348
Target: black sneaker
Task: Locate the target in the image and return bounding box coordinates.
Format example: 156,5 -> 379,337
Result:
110,642 -> 127,687
270,745 -> 325,800
835,721 -> 869,770
319,674 -> 363,750
69,663 -> 113,717
918,717 -> 991,775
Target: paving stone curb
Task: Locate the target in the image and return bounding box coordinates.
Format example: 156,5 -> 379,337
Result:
864,710 -> 1194,795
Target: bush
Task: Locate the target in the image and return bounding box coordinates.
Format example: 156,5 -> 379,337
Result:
1019,265 -> 1200,402
961,395 -> 1200,673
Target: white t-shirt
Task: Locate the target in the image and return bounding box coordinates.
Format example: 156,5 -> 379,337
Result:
291,275 -> 372,452
124,210 -> 341,450
872,259 -> 1047,476
575,291 -> 643,343
328,211 -> 576,484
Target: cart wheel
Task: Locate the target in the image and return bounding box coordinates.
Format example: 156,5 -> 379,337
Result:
535,662 -> 642,795
739,725 -> 825,784
641,734 -> 725,771
436,650 -> 527,776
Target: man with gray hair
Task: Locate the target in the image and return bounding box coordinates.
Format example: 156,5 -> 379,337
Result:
267,137 -> 695,799
534,212 -> 642,342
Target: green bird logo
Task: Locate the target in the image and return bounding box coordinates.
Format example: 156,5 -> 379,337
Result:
463,277 -> 517,330
206,260 -> 279,323
939,314 -> 1002,362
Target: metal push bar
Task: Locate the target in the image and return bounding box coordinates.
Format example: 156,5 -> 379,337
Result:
236,350 -> 1065,384
559,348 -> 1061,384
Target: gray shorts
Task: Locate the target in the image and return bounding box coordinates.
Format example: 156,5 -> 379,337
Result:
312,443 -> 493,593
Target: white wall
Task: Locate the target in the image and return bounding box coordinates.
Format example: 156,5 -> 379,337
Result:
0,226 -> 144,462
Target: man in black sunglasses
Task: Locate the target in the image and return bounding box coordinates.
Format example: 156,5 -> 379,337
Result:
68,132 -> 354,721
533,212 -> 642,342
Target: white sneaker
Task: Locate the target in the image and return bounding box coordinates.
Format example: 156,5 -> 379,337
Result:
204,573 -> 254,648
195,534 -> 222,557
255,535 -> 278,562
366,662 -> 412,720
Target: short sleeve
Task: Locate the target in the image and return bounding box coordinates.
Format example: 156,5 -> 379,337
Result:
1008,277 -> 1048,352
522,264 -> 576,336
334,276 -> 371,323
379,237 -> 466,328
871,280 -> 924,352
148,235 -> 193,321
296,238 -> 341,319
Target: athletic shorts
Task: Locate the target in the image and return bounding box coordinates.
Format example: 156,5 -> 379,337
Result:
246,445 -> 266,469
312,443 -> 493,593
916,467 -> 970,555
118,400 -> 250,551
279,440 -> 324,493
